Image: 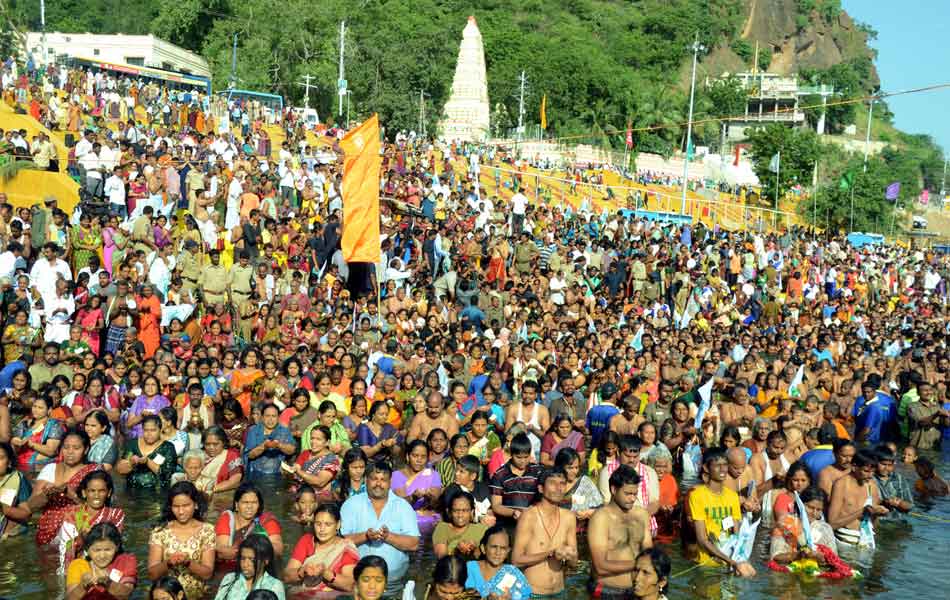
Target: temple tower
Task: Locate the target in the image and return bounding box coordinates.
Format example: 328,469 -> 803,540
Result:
438,16 -> 490,142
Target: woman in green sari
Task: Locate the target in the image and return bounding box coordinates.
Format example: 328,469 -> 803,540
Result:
115,414 -> 177,491
71,212 -> 102,273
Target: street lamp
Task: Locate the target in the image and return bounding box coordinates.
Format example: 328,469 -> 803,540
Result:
681,34 -> 705,216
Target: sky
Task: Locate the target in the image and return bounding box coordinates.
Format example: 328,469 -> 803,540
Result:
841,0 -> 950,153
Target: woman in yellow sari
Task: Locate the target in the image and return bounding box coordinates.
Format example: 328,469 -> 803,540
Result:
756,372 -> 784,419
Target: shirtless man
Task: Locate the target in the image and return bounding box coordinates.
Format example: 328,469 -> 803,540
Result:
609,395 -> 645,436
724,447 -> 760,513
512,467 -> 578,596
749,430 -> 791,497
828,449 -> 888,548
406,391 -> 459,442
719,382 -> 756,433
817,439 -> 856,496
505,380 -> 550,451
588,464 -> 653,599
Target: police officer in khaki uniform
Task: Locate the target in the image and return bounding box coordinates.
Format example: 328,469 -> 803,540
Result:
176,239 -> 203,295
198,249 -> 228,306
228,250 -> 255,340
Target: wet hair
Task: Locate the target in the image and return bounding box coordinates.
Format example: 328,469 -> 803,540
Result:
442,489 -> 476,521
337,447 -> 368,503
365,460 -> 393,480
509,432 -> 532,456
149,575 -> 185,599
369,400 -> 389,419
449,433 -> 468,452
235,534 -> 278,579
719,426 -> 742,447
618,434 -> 642,454
245,591 -> 279,600
799,486 -> 827,505
609,463 -> 642,490
84,410 -> 112,436
432,555 -> 468,587
873,443 -> 897,462
202,426 -> 230,448
232,481 -> 265,518
702,447 -> 728,467
84,522 -> 124,556
141,414 -> 162,431
783,461 -> 811,487
309,425 -> 332,444
636,547 -> 672,594
456,454 -> 481,475
78,470 -> 116,506
318,400 -> 337,415
158,481 -> 207,527
538,466 -> 566,488
470,410 -> 490,425
766,430 -> 788,445
63,428 -> 91,455
832,438 -> 856,454
852,449 -> 878,469
404,439 -> 428,460
314,502 -> 342,522
294,484 -> 317,502
554,447 -> 581,471
479,523 -> 511,550
353,554 -> 388,580
158,406 -> 178,427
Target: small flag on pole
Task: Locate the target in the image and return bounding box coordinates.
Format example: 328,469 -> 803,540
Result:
839,171 -> 854,191
920,189 -> 930,205
694,377 -> 714,430
788,363 -> 805,398
885,181 -> 901,201
625,120 -> 633,149
768,152 -> 781,173
540,94 -> 547,130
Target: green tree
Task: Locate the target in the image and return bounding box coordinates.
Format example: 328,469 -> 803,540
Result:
746,123 -> 822,206
811,155 -> 895,232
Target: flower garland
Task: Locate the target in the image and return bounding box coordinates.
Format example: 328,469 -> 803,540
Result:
766,543 -> 860,580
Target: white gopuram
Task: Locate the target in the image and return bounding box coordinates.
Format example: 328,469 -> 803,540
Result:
438,16 -> 490,142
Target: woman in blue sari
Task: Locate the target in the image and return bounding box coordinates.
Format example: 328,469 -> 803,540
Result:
355,401 -> 400,464
84,410 -> 118,470
243,403 -> 296,477
465,525 -> 531,599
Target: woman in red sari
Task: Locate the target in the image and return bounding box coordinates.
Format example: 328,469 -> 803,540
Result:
193,427 -> 243,497
76,295 -> 105,357
58,470 -> 126,565
136,284 -> 162,359
26,429 -> 102,546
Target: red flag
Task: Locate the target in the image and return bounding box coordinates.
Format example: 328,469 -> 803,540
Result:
734,145 -> 741,167
920,189 -> 930,206
625,126 -> 633,149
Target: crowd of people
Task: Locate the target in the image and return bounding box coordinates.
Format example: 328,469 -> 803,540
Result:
2,59 -> 950,600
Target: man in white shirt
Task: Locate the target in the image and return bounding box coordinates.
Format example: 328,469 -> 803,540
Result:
0,241 -> 22,280
74,130 -> 95,160
510,190 -> 528,235
103,166 -> 128,218
29,243 -> 72,300
79,142 -> 104,199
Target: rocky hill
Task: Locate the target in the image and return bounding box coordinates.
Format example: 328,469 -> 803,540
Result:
706,0 -> 878,87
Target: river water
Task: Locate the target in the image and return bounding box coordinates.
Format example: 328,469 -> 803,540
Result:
2,453 -> 947,600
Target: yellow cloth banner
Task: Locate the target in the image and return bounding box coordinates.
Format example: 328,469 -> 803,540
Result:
540,94 -> 547,130
340,114 -> 382,263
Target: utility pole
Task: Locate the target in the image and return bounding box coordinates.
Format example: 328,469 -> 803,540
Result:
298,74 -> 317,110
681,33 -> 704,216
940,157 -> 947,198
337,21 -> 346,117
417,90 -> 427,137
517,70 -> 526,149
863,97 -> 874,172
39,0 -> 46,68
230,33 -> 238,89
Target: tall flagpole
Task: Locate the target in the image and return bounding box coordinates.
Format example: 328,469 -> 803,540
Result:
681,34 -> 704,216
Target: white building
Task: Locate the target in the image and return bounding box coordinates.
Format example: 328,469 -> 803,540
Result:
438,17 -> 490,143
24,32 -> 210,78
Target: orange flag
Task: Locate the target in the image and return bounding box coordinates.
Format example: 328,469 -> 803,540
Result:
339,114 -> 382,263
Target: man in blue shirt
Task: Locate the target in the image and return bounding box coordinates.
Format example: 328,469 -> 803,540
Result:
853,377 -> 898,445
341,461 -> 420,596
586,382 -> 621,449
800,428 -> 839,481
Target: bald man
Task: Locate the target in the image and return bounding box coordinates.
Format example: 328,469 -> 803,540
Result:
724,447 -> 760,513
